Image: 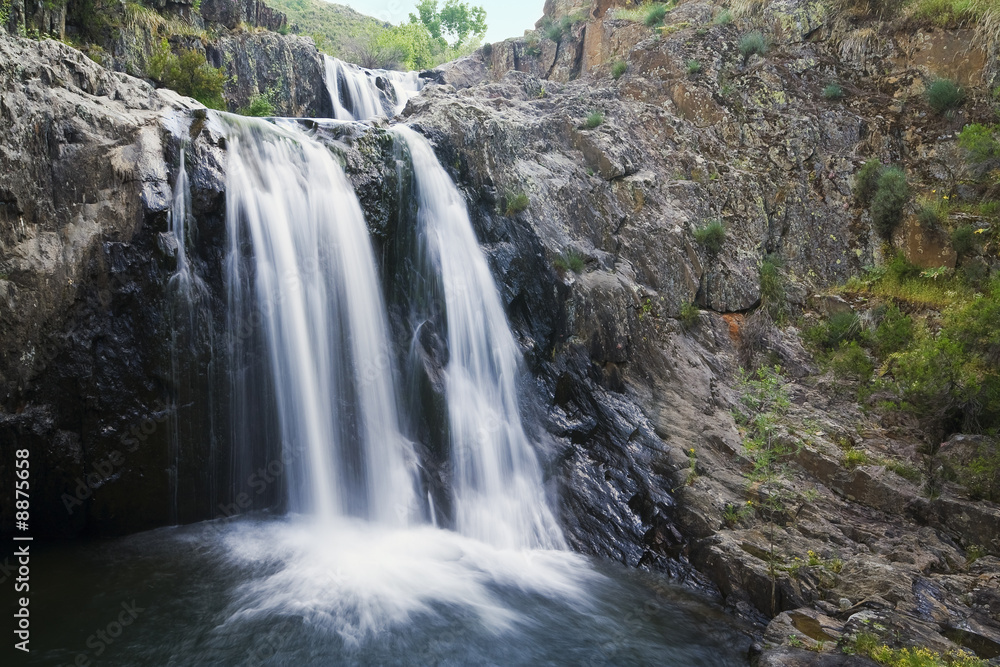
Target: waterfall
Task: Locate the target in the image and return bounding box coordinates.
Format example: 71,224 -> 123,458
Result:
220,115 -> 417,525
324,56 -> 423,121
393,126 -> 566,550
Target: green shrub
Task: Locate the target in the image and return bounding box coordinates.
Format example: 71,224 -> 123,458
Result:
926,78 -> 964,114
807,310 -> 864,351
951,224 -> 976,255
886,251 -> 921,282
680,301 -> 700,328
714,9 -> 732,25
585,110 -> 604,128
916,200 -> 944,229
503,191 -> 530,216
958,123 -> 1000,164
240,90 -> 276,117
871,166 -> 910,239
854,158 -> 882,206
611,60 -> 627,79
686,59 -> 702,75
738,31 -> 767,62
553,249 -> 586,274
831,341 -> 874,380
147,40 -> 226,110
843,447 -> 871,468
644,2 -> 669,26
693,219 -> 726,254
873,304 -> 914,356
760,255 -> 787,323
893,279 -> 1000,435
822,83 -> 844,100
966,445 -> 1000,502
541,14 -> 577,41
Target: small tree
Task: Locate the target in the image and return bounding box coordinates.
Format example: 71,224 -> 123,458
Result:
410,0 -> 487,48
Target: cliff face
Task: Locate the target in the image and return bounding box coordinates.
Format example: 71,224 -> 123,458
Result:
1,0 -> 1000,662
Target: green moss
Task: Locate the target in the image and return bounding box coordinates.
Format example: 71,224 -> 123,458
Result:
822,83 -> 844,100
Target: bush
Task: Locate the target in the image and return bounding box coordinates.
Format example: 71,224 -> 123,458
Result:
760,255 -> 787,323
686,59 -> 702,75
553,249 -> 586,274
926,78 -> 964,114
822,83 -> 844,100
714,9 -> 732,25
611,60 -> 627,79
644,2 -> 669,26
831,341 -> 874,380
147,40 -> 226,110
738,31 -> 767,62
871,166 -> 910,239
584,110 -> 604,128
916,199 -> 944,229
966,445 -> 1000,502
893,279 -> 1000,435
886,251 -> 921,282
240,90 -> 276,117
951,224 -> 976,255
680,301 -> 700,328
957,123 -> 1000,165
854,158 -> 882,206
873,304 -> 914,356
503,191 -> 530,216
693,219 -> 726,254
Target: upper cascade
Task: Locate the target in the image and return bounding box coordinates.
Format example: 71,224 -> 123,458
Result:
324,56 -> 423,121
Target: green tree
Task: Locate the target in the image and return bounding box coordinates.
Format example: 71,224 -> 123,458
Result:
409,0 -> 486,48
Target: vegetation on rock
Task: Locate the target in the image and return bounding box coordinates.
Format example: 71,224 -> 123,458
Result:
147,40 -> 226,109
693,219 -> 726,254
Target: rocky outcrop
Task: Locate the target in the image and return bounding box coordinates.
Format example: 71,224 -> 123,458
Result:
209,32 -> 332,117
200,0 -> 287,32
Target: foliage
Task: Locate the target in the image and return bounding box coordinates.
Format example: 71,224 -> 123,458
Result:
734,365 -> 798,613
738,31 -> 767,62
822,83 -> 844,100
240,89 -> 276,117
410,0 -> 486,48
584,110 -> 604,128
147,40 -> 226,110
916,197 -> 946,229
958,123 -> 1000,163
611,60 -> 627,79
694,219 -> 726,254
760,255 -> 787,323
680,301 -> 700,328
926,78 -> 964,114
871,166 -> 910,239
965,444 -> 1000,501
686,59 -> 702,75
806,310 -> 863,350
831,341 -> 874,381
502,191 -> 529,216
843,631 -> 987,667
892,278 -> 1000,434
644,2 -> 670,26
714,8 -> 733,24
854,158 -> 883,206
873,304 -> 914,356
952,224 -> 977,255
540,12 -> 584,42
553,249 -> 586,274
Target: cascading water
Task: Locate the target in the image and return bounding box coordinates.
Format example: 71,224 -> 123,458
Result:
324,56 -> 422,121
220,115 -> 417,525
393,126 -> 565,550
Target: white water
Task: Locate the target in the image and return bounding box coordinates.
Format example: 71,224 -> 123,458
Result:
324,56 -> 422,121
220,115 -> 417,525
394,126 -> 566,550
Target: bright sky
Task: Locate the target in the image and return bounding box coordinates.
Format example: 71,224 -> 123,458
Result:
334,0 -> 545,44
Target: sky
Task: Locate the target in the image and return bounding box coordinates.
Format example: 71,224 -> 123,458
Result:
334,0 -> 546,44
